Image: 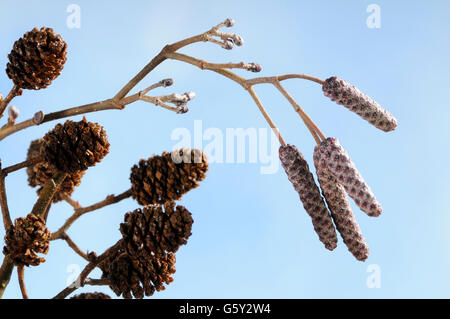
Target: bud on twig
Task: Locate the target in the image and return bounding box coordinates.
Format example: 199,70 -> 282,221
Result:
222,39 -> 234,50
247,63 -> 262,73
7,106 -> 19,123
225,18 -> 235,27
160,78 -> 174,87
32,111 -> 44,125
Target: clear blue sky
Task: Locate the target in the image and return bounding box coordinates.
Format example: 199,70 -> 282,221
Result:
0,0 -> 449,298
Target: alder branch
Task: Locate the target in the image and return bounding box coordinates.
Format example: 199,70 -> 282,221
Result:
17,265 -> 28,299
85,278 -> 110,287
1,156 -> 44,176
51,188 -> 132,240
30,171 -> 67,220
62,195 -> 81,209
0,85 -> 22,119
53,240 -> 123,299
61,233 -> 89,261
0,81 -> 195,141
0,161 -> 12,230
0,19 -> 246,141
273,81 -> 325,145
0,255 -> 14,298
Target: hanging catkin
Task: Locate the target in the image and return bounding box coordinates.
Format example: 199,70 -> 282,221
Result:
279,144 -> 338,250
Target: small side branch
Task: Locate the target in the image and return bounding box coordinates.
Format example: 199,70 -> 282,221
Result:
273,81 -> 325,144
62,195 -> 81,209
247,87 -> 286,146
17,265 -> 28,299
1,156 -> 44,176
51,189 -> 132,240
0,161 -> 12,230
85,278 -> 110,286
53,240 -> 123,299
61,233 -> 89,261
0,85 -> 22,119
31,171 -> 67,220
0,256 -> 14,298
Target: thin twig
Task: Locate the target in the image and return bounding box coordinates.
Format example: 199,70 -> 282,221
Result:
53,240 -> 123,299
62,194 -> 81,209
113,18 -> 236,100
1,156 -> 44,176
0,85 -> 22,119
85,278 -> 110,286
167,52 -> 248,87
0,162 -> 12,230
61,233 -> 89,261
247,86 -> 286,146
51,189 -> 132,240
273,81 -> 325,144
0,256 -> 14,298
30,171 -> 67,219
17,265 -> 28,299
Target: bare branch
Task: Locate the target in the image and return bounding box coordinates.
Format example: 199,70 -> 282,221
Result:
0,85 -> 22,119
53,240 -> 123,299
273,81 -> 325,145
85,278 -> 110,287
62,195 -> 81,209
114,18 -> 241,100
17,265 -> 28,299
1,156 -> 44,176
51,189 -> 132,240
0,256 -> 14,298
61,233 -> 89,261
0,161 -> 12,230
30,171 -> 67,220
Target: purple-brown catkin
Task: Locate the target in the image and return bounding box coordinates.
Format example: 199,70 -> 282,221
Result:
315,138 -> 382,217
314,151 -> 369,261
322,76 -> 397,132
279,144 -> 338,250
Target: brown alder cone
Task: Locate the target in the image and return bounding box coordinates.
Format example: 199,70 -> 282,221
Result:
322,76 -> 397,132
6,27 -> 67,90
26,139 -> 85,202
70,292 -> 111,299
120,202 -> 193,257
130,148 -> 208,205
100,248 -> 176,299
279,144 -> 338,251
42,117 -> 110,174
315,138 -> 382,217
3,213 -> 50,266
314,150 -> 369,261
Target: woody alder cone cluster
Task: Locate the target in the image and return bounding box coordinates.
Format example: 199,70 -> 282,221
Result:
314,156 -> 369,261
3,213 -> 50,266
322,76 -> 397,132
279,144 -> 338,251
42,117 -> 110,174
26,139 -> 85,202
130,149 -> 208,205
101,248 -> 176,299
6,27 -> 67,90
121,202 -> 193,257
70,292 -> 111,299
